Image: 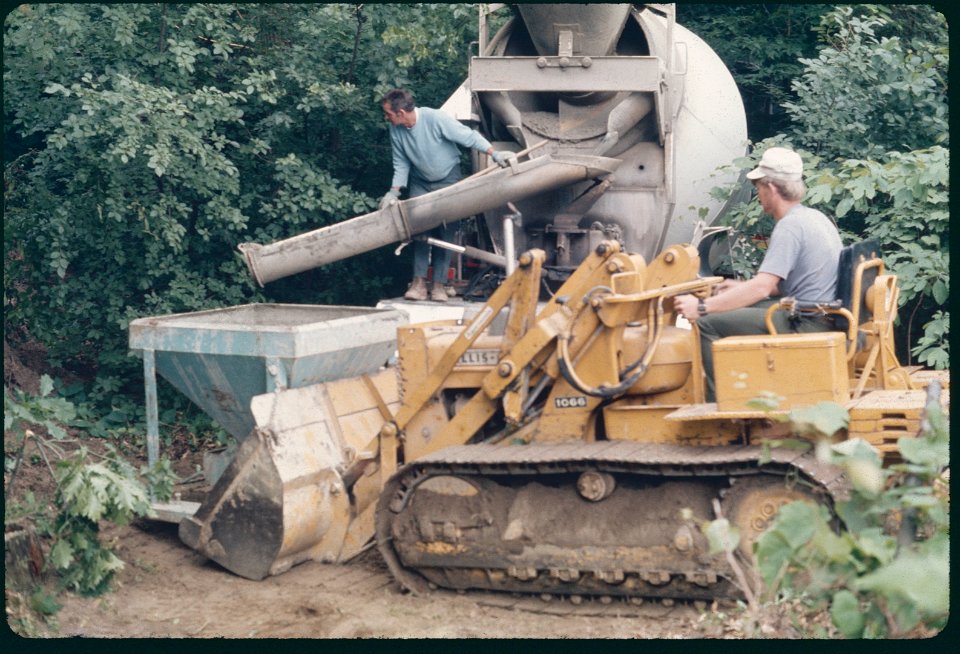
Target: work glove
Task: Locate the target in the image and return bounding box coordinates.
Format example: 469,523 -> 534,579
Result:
491,150 -> 517,168
378,189 -> 401,210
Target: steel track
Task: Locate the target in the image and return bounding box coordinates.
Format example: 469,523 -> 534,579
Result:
376,441 -> 849,601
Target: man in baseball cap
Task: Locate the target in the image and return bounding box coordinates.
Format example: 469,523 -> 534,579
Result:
745,146 -> 804,182
674,145 -> 842,401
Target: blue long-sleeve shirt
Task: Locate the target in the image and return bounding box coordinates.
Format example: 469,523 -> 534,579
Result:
389,107 -> 493,189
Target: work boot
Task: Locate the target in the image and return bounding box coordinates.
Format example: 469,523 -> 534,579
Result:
404,276 -> 428,301
430,283 -> 449,303
444,285 -> 457,297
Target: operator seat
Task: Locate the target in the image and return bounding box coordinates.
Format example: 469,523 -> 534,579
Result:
764,238 -> 912,394
764,238 -> 882,354
834,239 -> 882,334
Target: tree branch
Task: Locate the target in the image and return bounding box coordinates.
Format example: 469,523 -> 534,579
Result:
346,4 -> 366,86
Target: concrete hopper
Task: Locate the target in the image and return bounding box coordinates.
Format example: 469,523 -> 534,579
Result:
128,304 -> 405,465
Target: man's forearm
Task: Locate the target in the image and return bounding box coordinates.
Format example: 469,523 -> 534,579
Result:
704,275 -> 777,313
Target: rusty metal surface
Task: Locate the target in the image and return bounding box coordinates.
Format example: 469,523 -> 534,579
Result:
377,441 -> 848,601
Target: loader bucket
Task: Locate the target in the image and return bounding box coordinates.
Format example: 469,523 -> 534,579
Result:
179,368 -> 400,579
177,410 -> 351,580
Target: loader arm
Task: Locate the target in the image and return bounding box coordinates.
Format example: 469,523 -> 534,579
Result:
409,242 -> 719,451
400,241 -> 632,454
391,250 -> 545,431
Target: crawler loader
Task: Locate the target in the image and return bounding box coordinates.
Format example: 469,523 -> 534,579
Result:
174,239 -> 947,601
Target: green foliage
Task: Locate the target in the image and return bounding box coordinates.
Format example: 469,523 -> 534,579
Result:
713,5 -> 948,369
29,588 -> 64,617
5,380 -> 178,596
5,587 -> 62,637
49,445 -> 151,595
4,4 -> 478,419
754,396 -> 950,638
785,5 -> 948,160
140,456 -> 177,503
4,374 -> 76,442
5,374 -> 78,509
693,395 -> 949,637
788,401 -> 850,440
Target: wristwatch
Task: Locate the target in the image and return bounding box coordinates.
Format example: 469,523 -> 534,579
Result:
698,300 -> 708,317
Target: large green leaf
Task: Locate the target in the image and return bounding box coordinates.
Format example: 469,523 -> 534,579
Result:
754,531 -> 793,588
773,500 -> 820,549
897,434 -> 949,469
788,401 -> 849,438
809,523 -> 852,562
830,590 -> 865,639
853,527 -> 896,566
831,438 -> 883,467
48,538 -> 74,570
855,538 -> 949,617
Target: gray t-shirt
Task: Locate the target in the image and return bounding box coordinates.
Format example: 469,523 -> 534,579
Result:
758,204 -> 842,301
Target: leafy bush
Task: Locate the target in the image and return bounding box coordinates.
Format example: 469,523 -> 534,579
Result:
785,5 -> 948,160
755,392 -> 949,638
713,5 -> 948,369
47,447 -> 152,595
693,391 -> 948,638
5,375 -> 178,596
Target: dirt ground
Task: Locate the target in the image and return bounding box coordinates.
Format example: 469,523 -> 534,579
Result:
43,519 -> 722,639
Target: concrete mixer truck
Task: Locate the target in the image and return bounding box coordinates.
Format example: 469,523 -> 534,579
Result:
128,4 -> 948,602
237,3 -> 748,289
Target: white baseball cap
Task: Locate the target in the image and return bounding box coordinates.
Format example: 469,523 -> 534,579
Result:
746,147 -> 804,182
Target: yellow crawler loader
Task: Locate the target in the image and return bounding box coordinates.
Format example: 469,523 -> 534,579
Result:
175,239 -> 948,601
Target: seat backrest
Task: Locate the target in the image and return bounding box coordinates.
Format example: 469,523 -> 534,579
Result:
835,239 -> 881,331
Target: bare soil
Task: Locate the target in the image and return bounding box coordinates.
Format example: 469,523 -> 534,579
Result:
45,519 -> 720,639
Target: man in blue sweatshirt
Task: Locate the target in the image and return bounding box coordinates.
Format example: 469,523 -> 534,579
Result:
379,88 -> 513,302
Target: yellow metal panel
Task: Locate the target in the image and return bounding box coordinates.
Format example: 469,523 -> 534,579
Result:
663,403 -> 788,421
846,389 -> 949,418
398,402 -> 452,461
603,402 -> 740,444
713,332 -> 848,411
338,500 -> 378,562
850,418 -> 920,430
323,368 -> 400,456
324,371 -> 398,416
909,369 -> 950,389
848,419 -> 878,432
847,389 -> 949,458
